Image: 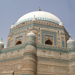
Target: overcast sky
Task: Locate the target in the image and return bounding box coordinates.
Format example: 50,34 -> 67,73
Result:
0,0 -> 75,47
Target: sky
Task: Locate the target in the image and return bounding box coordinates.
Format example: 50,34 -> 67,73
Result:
0,0 -> 75,47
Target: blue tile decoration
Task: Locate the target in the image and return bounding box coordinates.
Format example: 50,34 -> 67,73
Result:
7,42 -> 10,47
62,41 -> 65,47
42,31 -> 57,46
2,44 -> 25,54
1,43 -> 75,55
10,24 -> 63,33
13,32 -> 25,46
38,38 -> 40,40
58,38 -> 60,40
15,17 -> 60,26
38,34 -> 40,36
45,35 -> 53,40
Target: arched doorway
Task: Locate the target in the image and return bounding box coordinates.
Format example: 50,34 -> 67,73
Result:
45,39 -> 53,45
16,41 -> 22,45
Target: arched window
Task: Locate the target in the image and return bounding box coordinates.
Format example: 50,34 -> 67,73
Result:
45,39 -> 53,45
45,35 -> 53,45
16,41 -> 22,45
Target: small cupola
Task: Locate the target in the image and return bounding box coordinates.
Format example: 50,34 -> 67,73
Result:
11,24 -> 14,29
59,21 -> 63,26
67,35 -> 75,49
0,39 -> 4,49
27,31 -> 35,37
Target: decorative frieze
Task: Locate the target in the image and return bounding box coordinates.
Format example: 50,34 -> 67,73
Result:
10,20 -> 63,32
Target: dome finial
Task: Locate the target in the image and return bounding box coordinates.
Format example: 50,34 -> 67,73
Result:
39,7 -> 41,11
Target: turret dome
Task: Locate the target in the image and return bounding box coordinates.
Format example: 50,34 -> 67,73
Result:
67,38 -> 75,49
11,25 -> 14,29
27,31 -> 35,37
67,38 -> 75,43
0,41 -> 4,45
0,41 -> 4,49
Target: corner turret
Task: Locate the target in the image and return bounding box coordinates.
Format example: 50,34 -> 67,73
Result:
0,39 -> 4,53
22,31 -> 37,75
0,40 -> 4,49
11,24 -> 14,29
67,35 -> 75,49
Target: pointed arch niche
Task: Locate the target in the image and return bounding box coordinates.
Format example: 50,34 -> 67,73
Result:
16,41 -> 22,45
45,35 -> 54,45
15,36 -> 22,45
45,39 -> 53,45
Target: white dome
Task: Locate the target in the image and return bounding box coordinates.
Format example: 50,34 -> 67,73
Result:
15,11 -> 61,26
11,25 -> 14,29
59,22 -> 63,26
27,31 -> 35,37
67,38 -> 75,43
0,41 -> 4,45
67,38 -> 75,49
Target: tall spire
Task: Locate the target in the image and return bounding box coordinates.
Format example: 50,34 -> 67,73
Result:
39,7 -> 41,11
